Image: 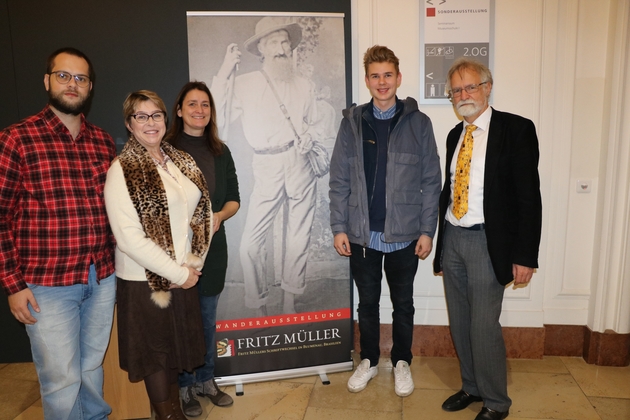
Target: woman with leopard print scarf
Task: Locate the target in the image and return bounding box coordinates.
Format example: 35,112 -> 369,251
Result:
104,90 -> 212,420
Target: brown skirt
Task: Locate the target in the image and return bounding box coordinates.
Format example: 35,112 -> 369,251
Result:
116,278 -> 205,382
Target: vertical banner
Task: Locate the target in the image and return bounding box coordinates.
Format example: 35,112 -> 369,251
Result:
420,0 -> 494,104
186,12 -> 352,382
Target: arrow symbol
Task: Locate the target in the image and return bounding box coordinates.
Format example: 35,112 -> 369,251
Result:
426,72 -> 434,79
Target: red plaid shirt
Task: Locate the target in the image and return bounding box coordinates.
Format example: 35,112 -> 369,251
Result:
0,106 -> 116,295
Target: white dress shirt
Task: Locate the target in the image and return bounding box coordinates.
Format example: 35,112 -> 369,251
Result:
446,106 -> 493,227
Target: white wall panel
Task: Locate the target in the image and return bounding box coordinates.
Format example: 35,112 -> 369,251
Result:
350,0 -> 629,332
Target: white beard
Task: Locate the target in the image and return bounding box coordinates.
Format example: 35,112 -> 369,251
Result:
456,99 -> 485,118
265,55 -> 294,82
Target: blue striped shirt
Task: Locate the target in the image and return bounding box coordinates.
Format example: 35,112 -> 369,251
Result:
373,103 -> 397,120
368,231 -> 412,253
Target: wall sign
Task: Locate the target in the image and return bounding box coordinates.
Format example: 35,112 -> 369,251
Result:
420,0 -> 494,104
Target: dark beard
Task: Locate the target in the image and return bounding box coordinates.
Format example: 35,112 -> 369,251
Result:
265,55 -> 294,82
48,89 -> 89,116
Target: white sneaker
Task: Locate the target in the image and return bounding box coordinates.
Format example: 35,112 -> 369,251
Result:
393,360 -> 414,397
347,359 -> 378,392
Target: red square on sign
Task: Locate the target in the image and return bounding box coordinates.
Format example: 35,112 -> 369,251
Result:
427,8 -> 436,17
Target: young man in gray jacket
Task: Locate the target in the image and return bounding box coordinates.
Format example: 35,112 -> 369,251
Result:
329,45 -> 441,397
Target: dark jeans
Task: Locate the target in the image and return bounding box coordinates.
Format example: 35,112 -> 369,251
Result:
178,293 -> 220,387
349,241 -> 418,367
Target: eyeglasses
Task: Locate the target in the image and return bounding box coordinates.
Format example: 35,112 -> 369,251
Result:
447,82 -> 488,99
49,71 -> 90,88
131,112 -> 166,124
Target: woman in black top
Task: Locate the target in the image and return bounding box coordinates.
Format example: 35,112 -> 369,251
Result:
165,81 -> 240,416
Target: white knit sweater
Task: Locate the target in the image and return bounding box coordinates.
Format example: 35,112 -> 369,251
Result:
104,159 -> 203,286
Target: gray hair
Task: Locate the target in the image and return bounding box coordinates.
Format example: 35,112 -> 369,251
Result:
445,57 -> 493,92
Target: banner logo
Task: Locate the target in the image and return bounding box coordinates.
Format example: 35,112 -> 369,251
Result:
216,338 -> 236,358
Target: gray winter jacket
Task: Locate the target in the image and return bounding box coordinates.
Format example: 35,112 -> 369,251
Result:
329,97 -> 441,246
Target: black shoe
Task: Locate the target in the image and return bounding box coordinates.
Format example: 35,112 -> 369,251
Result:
442,390 -> 483,411
475,407 -> 509,420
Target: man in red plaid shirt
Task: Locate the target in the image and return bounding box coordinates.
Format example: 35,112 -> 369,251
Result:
0,48 -> 116,419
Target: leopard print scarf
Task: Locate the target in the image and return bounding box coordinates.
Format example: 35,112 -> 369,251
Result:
118,137 -> 212,307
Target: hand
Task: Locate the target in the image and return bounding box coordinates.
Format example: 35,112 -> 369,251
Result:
217,43 -> 241,80
333,233 -> 352,257
213,211 -> 223,234
415,234 -> 433,260
512,264 -> 534,285
8,288 -> 39,325
297,133 -> 314,154
179,265 -> 202,289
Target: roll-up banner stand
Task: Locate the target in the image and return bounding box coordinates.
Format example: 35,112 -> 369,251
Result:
186,11 -> 353,386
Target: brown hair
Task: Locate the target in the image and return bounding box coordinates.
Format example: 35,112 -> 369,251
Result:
164,81 -> 223,156
363,45 -> 400,75
122,90 -> 168,134
47,47 -> 95,82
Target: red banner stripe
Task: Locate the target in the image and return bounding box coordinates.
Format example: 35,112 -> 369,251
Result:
216,308 -> 352,332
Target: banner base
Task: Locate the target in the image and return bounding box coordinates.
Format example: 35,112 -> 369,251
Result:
215,361 -> 353,387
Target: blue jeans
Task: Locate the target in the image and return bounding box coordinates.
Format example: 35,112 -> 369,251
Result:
179,293 -> 220,387
26,265 -> 116,420
349,241 -> 418,367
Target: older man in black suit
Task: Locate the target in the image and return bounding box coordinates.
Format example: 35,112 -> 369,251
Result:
433,58 -> 542,420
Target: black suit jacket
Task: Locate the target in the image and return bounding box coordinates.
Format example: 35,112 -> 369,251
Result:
433,108 -> 542,285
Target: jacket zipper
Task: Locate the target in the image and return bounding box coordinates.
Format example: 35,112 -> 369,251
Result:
353,110 -> 368,253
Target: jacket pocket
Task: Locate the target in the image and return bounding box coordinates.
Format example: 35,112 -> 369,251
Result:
389,190 -> 423,235
347,157 -> 361,237
391,152 -> 422,191
393,152 -> 420,165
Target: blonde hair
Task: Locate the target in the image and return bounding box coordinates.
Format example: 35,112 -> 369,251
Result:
122,90 -> 168,129
363,45 -> 400,75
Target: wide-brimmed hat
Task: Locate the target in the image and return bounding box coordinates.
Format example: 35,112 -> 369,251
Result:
244,16 -> 303,56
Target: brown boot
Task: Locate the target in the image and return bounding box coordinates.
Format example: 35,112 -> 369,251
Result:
152,400 -> 177,420
169,383 -> 187,420
197,378 -> 234,407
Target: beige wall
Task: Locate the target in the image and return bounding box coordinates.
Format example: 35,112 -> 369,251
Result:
350,0 -> 630,333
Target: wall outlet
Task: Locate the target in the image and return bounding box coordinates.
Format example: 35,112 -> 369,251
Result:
576,179 -> 592,193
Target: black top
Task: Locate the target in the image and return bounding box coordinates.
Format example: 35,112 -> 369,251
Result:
178,132 -> 216,198
367,117 -> 390,232
176,133 -> 240,296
